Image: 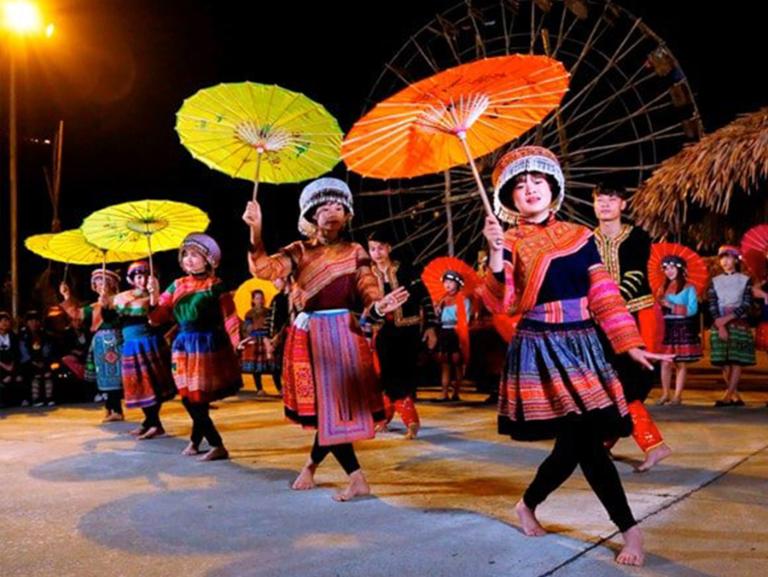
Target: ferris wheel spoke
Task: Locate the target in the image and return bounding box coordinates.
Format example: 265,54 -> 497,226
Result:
558,64 -> 653,137
564,0 -> 611,81
567,126 -> 684,165
410,36 -> 441,74
465,3 -> 487,59
558,21 -> 644,123
570,93 -> 674,153
552,7 -> 579,59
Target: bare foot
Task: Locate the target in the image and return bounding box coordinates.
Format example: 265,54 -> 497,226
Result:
198,446 -> 229,461
405,422 -> 419,440
670,396 -> 683,405
181,442 -> 200,456
128,426 -> 146,437
635,443 -> 672,473
291,462 -> 318,490
375,422 -> 390,433
102,412 -> 125,423
616,525 -> 645,566
333,470 -> 371,502
515,500 -> 547,536
138,426 -> 165,440
655,395 -> 670,406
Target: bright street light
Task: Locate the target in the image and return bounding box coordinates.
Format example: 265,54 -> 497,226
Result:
2,1 -> 54,319
2,1 -> 44,34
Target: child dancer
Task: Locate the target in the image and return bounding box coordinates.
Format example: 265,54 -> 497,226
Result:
149,234 -> 242,460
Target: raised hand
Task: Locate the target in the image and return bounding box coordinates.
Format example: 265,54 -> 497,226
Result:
483,216 -> 504,251
376,286 -> 410,315
242,201 -> 263,233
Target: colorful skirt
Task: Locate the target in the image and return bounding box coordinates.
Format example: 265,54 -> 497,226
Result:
499,318 -> 631,441
171,324 -> 243,404
121,324 -> 176,409
240,330 -> 275,374
86,328 -> 123,392
661,316 -> 702,362
282,309 -> 385,446
756,322 -> 768,351
710,323 -> 756,366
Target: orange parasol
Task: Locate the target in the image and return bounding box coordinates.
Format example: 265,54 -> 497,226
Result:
342,54 -> 568,217
740,224 -> 768,281
648,243 -> 709,298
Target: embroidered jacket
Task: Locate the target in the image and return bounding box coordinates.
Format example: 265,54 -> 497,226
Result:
481,217 -> 644,354
593,225 -> 655,313
248,239 -> 382,315
149,275 -> 240,349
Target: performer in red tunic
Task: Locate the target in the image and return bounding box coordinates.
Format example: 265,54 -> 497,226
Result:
244,177 -> 408,501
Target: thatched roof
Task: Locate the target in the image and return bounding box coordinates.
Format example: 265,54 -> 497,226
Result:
631,107 -> 768,242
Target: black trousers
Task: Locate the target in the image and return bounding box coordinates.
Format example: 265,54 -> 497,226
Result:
181,397 -> 223,448
309,433 -> 360,475
523,423 -> 637,533
104,390 -> 123,414
141,403 -> 162,429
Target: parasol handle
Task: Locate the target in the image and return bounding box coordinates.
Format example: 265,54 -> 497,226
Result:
252,150 -> 263,202
456,132 -> 496,221
101,252 -> 107,297
146,233 -> 155,281
63,263 -> 69,284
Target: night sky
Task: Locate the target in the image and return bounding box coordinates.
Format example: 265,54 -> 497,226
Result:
1,0 -> 765,308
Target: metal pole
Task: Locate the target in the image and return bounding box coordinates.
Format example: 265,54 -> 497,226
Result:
10,50 -> 19,319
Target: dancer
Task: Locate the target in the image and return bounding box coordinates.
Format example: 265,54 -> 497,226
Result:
482,146 -> 670,566
238,289 -> 274,396
593,185 -> 671,472
434,270 -> 472,402
367,229 -> 437,437
244,177 -> 408,501
149,233 -> 243,460
708,245 -> 755,406
657,255 -> 702,405
107,261 -> 175,439
60,270 -> 124,421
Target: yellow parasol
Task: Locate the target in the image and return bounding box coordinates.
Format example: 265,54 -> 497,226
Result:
175,82 -> 343,200
48,229 -> 147,266
81,200 -> 209,279
24,233 -> 59,261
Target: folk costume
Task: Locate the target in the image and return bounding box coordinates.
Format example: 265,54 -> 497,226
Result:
708,246 -> 755,367
112,261 -> 175,436
483,146 -> 643,533
61,270 -> 124,419
658,257 -> 702,363
150,234 -> 242,457
369,249 -> 435,433
240,299 -> 275,391
248,178 -> 385,477
594,222 -> 666,454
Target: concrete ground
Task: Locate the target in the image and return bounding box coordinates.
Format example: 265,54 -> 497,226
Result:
1,381 -> 767,577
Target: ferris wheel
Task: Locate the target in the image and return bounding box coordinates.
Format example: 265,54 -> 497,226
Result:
351,0 -> 702,265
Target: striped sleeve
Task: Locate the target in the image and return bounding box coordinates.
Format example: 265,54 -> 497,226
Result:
588,263 -> 644,354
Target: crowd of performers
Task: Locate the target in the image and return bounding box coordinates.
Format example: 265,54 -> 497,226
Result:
5,145 -> 768,565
